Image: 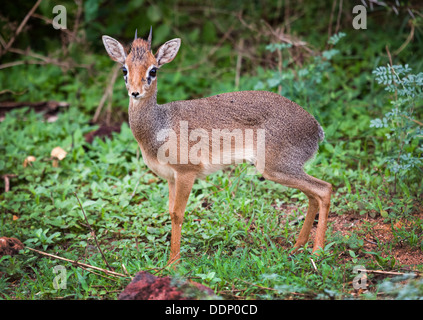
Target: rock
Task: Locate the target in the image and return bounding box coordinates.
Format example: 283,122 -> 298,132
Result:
119,271 -> 216,300
0,237 -> 24,256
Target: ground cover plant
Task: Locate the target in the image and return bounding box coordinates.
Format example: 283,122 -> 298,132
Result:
0,1 -> 422,300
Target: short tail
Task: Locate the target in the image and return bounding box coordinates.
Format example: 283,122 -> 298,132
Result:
318,125 -> 325,142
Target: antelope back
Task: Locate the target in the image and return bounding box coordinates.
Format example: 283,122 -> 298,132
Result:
102,30 -> 324,180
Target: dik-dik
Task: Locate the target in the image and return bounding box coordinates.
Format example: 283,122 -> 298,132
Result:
102,29 -> 332,266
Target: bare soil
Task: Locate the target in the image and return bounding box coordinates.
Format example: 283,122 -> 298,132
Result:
325,212 -> 423,267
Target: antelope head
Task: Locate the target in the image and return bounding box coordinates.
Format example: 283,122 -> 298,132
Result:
102,28 -> 181,101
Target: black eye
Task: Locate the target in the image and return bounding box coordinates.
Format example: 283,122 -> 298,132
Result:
149,67 -> 157,77
122,67 -> 127,76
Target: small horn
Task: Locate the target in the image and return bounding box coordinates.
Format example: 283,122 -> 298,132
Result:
134,29 -> 138,41
147,26 -> 152,51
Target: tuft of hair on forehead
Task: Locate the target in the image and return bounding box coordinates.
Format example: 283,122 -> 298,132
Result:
129,38 -> 152,62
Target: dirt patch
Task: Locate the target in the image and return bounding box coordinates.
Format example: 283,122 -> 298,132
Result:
327,212 -> 423,267
275,205 -> 423,268
84,123 -> 121,144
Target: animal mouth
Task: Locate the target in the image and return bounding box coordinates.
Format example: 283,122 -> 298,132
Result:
129,92 -> 145,100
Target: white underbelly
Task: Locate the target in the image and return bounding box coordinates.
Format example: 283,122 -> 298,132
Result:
140,147 -> 175,180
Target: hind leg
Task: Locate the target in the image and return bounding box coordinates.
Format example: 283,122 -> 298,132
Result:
263,169 -> 332,253
294,196 -> 319,249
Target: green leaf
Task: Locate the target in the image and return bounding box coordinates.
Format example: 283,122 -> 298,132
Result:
322,49 -> 339,60
324,143 -> 334,153
147,6 -> 162,23
82,200 -> 97,208
267,78 -> 280,88
76,271 -> 89,291
153,24 -> 170,45
202,21 -> 217,43
380,210 -> 389,218
84,0 -> 103,22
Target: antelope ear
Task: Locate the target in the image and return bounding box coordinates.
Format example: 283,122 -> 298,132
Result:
102,35 -> 127,64
155,38 -> 181,67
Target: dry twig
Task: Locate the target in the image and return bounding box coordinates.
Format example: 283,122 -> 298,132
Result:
0,47 -> 90,71
356,268 -> 422,277
310,258 -> 318,272
236,278 -> 277,292
175,24 -> 235,73
0,89 -> 27,96
74,192 -> 114,272
31,13 -> 74,37
335,0 -> 343,35
26,246 -> 128,278
93,64 -> 121,123
2,0 -> 43,53
394,20 -> 415,56
327,0 -> 338,43
0,59 -> 45,70
2,174 -> 17,192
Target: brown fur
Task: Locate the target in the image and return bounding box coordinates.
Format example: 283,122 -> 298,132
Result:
102,33 -> 332,266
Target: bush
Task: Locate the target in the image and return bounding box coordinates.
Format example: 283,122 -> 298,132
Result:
370,64 -> 423,194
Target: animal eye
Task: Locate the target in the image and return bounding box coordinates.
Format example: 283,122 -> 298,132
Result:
149,67 -> 157,77
122,67 -> 128,76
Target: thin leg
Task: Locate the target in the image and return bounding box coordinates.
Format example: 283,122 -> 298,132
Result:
311,177 -> 331,253
263,170 -> 331,253
294,196 -> 319,249
167,172 -> 196,266
168,180 -> 175,213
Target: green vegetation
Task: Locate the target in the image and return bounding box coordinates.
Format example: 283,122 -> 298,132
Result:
0,1 -> 422,300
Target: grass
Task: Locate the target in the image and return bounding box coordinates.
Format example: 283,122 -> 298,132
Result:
1,8 -> 422,299
0,105 -> 422,300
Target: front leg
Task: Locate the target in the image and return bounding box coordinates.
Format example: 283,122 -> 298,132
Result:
168,180 -> 175,213
167,172 -> 196,267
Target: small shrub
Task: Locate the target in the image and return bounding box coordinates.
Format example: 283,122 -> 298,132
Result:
370,64 -> 423,194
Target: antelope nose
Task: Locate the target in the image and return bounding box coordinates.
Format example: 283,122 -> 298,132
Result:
131,92 -> 140,98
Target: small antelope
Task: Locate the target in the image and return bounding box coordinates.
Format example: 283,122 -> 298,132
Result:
102,29 -> 332,266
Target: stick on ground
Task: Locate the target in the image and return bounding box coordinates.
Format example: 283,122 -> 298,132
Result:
73,192 -> 114,272
26,246 -> 128,278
